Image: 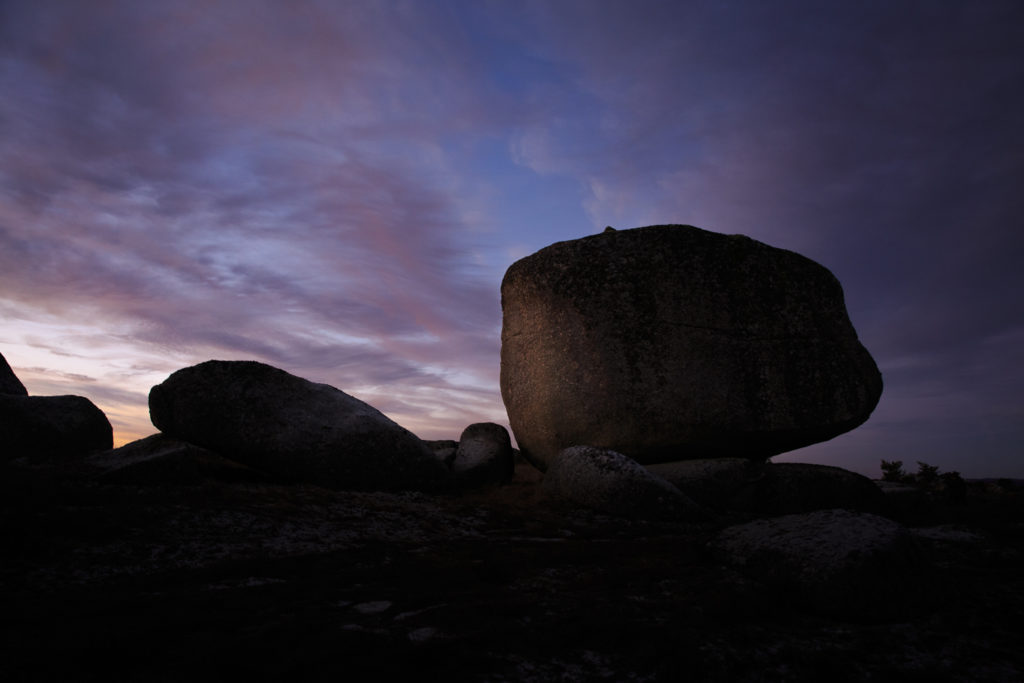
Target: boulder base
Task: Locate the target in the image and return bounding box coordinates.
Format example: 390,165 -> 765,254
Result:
500,224 -> 882,470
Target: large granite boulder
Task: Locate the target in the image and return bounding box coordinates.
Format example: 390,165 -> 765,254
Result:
709,509 -> 927,619
1,394 -> 113,458
541,445 -> 704,520
500,224 -> 882,470
0,351 -> 28,395
148,360 -> 451,492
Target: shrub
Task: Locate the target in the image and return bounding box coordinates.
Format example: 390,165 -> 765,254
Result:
880,460 -> 906,482
917,461 -> 940,485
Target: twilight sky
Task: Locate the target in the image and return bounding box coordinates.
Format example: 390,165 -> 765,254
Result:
2,1 -> 1022,478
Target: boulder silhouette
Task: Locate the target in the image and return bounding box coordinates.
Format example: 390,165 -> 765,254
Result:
149,360 -> 450,492
0,351 -> 28,396
1,394 -> 113,458
500,224 -> 882,470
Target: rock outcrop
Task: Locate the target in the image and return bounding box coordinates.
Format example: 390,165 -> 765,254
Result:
709,509 -> 926,619
453,422 -> 515,488
148,360 -> 451,492
500,224 -> 882,470
541,445 -> 703,519
0,352 -> 27,396
1,394 -> 113,459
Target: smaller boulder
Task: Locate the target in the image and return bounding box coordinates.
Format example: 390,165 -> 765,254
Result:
0,352 -> 28,396
89,434 -> 269,485
1,394 -> 113,459
453,423 -> 515,488
541,446 -> 704,520
709,509 -> 927,619
731,462 -> 885,514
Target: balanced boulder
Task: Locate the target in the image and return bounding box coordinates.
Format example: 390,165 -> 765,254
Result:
148,360 -> 450,492
500,224 -> 882,470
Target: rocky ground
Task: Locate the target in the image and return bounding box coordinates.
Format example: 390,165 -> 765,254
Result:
3,458 -> 1024,682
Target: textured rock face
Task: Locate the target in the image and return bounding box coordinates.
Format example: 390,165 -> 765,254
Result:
0,352 -> 28,396
500,224 -> 883,470
1,394 -> 113,458
541,445 -> 703,519
149,360 -> 450,492
709,509 -> 926,618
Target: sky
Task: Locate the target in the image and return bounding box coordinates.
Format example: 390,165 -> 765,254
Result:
1,0 -> 1022,478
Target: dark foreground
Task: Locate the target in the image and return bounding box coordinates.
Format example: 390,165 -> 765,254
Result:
3,460 -> 1024,682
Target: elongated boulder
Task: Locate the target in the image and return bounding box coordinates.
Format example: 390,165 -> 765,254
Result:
500,225 -> 882,470
148,360 -> 451,492
1,394 -> 113,458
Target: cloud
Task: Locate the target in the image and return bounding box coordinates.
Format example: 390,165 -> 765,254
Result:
0,1 -> 521,444
1,1 -> 1022,471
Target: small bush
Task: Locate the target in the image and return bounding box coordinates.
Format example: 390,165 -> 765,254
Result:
880,460 -> 906,483
916,461 -> 940,485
